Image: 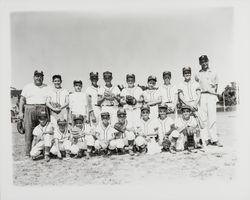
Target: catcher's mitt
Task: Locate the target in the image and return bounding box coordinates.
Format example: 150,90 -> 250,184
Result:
126,95 -> 137,105
162,137 -> 171,149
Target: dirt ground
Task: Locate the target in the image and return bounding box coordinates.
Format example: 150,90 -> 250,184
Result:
12,111 -> 237,185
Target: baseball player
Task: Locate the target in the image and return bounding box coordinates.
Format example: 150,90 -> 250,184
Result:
115,108 -> 136,155
30,110 -> 54,162
97,71 -> 121,125
156,103 -> 177,153
158,71 -> 178,119
46,74 -> 69,125
120,74 -> 144,122
69,80 -> 95,126
50,117 -> 71,160
134,104 -> 161,154
174,105 -> 202,152
85,72 -> 100,126
195,55 -> 223,147
94,112 -> 117,156
141,75 -> 161,120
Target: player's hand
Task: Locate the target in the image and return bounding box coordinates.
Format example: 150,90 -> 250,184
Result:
57,152 -> 62,159
18,112 -> 24,120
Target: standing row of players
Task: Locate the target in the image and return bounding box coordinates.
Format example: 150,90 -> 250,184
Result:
19,55 -> 222,161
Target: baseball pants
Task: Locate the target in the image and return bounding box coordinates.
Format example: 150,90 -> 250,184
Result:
50,140 -> 71,155
30,134 -> 53,157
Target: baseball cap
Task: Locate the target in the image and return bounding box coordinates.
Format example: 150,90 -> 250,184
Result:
182,67 -> 191,75
163,71 -> 171,78
73,114 -> 84,121
126,74 -> 135,80
158,103 -> 168,110
101,112 -> 110,118
147,75 -> 157,82
199,55 -> 209,64
73,80 -> 82,85
117,108 -> 127,117
103,71 -> 112,77
52,74 -> 62,81
90,72 -> 99,79
34,70 -> 44,76
181,105 -> 192,112
141,104 -> 150,112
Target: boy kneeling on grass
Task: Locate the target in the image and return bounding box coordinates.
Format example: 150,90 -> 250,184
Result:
50,117 -> 71,160
30,110 -> 54,162
69,114 -> 96,159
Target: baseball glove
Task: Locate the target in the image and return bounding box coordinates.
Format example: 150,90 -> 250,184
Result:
185,126 -> 197,136
125,95 -> 137,105
114,122 -> 125,133
50,102 -> 61,108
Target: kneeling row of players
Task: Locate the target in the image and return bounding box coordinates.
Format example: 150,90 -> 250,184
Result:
30,104 -> 202,162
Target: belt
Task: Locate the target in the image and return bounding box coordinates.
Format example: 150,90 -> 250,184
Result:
201,91 -> 217,96
166,101 -> 172,103
25,104 -> 46,106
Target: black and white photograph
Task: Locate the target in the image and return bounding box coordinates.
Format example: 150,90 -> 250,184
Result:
1,0 -> 250,200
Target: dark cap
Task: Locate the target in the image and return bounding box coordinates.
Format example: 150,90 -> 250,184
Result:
141,104 -> 150,112
101,112 -> 110,118
73,114 -> 84,121
158,103 -> 168,110
117,108 -> 127,117
73,80 -> 82,85
52,74 -> 62,81
147,75 -> 157,82
199,55 -> 209,64
103,71 -> 112,77
182,67 -> 191,75
126,74 -> 135,80
90,72 -> 99,79
34,70 -> 44,76
181,105 -> 192,112
163,71 -> 171,78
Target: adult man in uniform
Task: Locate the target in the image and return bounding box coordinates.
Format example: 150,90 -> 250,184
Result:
195,55 -> 222,147
120,74 -> 143,122
158,71 -> 178,119
97,71 -> 121,125
86,72 -> 100,126
18,70 -> 50,157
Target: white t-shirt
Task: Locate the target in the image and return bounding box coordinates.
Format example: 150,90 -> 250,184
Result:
21,83 -> 49,104
98,85 -> 121,106
94,123 -> 116,141
69,92 -> 88,115
135,118 -> 160,136
85,85 -> 100,106
158,84 -> 178,103
47,86 -> 69,106
33,122 -> 54,141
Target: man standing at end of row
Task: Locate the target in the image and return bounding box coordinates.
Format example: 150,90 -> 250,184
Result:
195,55 -> 222,147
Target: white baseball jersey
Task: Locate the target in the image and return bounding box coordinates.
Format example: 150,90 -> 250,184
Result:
142,89 -> 161,103
195,69 -> 218,93
175,116 -> 198,130
120,86 -> 143,108
135,118 -> 159,136
86,85 -> 100,106
69,92 -> 88,115
94,123 -> 116,141
47,87 -> 69,106
158,84 -> 178,104
98,85 -> 121,106
53,127 -> 71,142
157,117 -> 174,136
32,122 -> 54,141
178,80 -> 201,103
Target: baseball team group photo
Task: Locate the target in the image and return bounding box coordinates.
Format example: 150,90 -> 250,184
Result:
10,8 -> 238,185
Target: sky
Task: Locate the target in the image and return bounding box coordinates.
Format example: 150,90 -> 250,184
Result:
11,7 -> 235,93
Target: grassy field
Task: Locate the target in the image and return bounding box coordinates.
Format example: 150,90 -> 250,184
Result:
12,111 -> 237,185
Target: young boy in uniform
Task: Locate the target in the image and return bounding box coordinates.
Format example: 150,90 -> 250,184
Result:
134,104 -> 161,155
174,105 -> 202,152
69,80 -> 95,126
30,110 -> 54,162
120,74 -> 143,122
97,71 -> 121,125
156,103 -> 177,153
141,76 -> 161,120
50,118 -> 71,160
69,115 -> 95,158
94,112 -> 117,156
